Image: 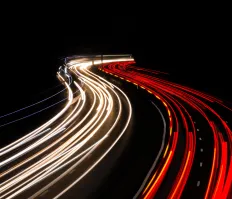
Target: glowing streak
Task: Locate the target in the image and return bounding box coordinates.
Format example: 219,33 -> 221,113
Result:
169,151 -> 191,199
0,82 -> 73,168
142,172 -> 157,194
28,83 -> 121,198
0,128 -> 51,156
212,165 -> 223,199
0,79 -> 73,155
51,66 -> 132,199
204,148 -> 216,199
163,144 -> 169,158
143,151 -> 173,199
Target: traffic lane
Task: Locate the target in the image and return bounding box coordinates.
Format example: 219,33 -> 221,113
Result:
0,84 -> 90,190
153,96 -> 187,199
179,102 -> 214,199
207,102 -> 232,140
0,79 -> 82,155
181,100 -> 231,199
89,68 -> 167,199
94,67 -> 211,199
97,62 -> 232,198
0,92 -> 85,182
37,90 -> 131,199
0,96 -> 67,149
0,82 -> 70,148
0,85 -> 80,160
17,77 -> 130,199
0,103 -> 79,184
97,67 -> 192,199
7,68 -> 123,197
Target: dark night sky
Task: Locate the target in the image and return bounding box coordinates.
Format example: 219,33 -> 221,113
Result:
0,14 -> 231,114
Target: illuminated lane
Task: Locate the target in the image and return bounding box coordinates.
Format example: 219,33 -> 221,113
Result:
0,57 -> 132,199
1,56 -> 231,199
100,61 -> 232,199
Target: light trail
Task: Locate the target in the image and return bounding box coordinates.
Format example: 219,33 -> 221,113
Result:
101,60 -> 232,199
0,77 -> 74,154
2,55 -> 231,198
0,85 -> 67,120
133,101 -> 167,199
0,82 -> 74,168
53,67 -> 132,199
0,56 -> 133,199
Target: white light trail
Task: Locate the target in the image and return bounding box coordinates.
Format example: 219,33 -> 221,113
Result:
0,56 -> 133,199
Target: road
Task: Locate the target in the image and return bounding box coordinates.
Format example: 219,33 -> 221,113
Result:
99,61 -> 232,199
0,55 -> 231,199
0,57 -> 133,198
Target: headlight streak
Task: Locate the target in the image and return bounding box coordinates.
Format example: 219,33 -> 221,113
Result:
0,85 -> 67,120
0,56 -> 133,199
0,96 -> 87,194
0,80 -> 74,155
28,69 -> 124,198
52,66 -> 132,199
0,97 -> 69,128
0,128 -> 51,156
0,95 -> 82,179
0,83 -> 73,168
0,83 -> 85,182
0,72 -> 74,129
28,64 -> 131,199
1,83 -> 82,162
1,137 -> 105,199
0,81 -> 81,183
0,127 -> 67,168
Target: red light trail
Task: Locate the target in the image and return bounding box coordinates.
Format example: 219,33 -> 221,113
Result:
100,60 -> 232,199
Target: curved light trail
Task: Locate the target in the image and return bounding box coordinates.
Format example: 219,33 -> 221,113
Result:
1,55 -> 231,199
100,60 -> 232,199
0,57 -> 132,199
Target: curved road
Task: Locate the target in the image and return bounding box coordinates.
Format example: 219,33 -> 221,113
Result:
0,55 -> 231,199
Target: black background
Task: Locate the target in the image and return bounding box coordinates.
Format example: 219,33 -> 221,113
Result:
0,14 -> 231,115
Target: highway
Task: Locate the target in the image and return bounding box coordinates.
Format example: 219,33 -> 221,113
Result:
0,57 -> 133,198
0,55 -> 231,199
99,60 -> 232,199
